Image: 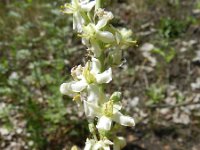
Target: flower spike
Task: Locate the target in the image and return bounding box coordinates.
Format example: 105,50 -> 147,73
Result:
61,0 -> 136,149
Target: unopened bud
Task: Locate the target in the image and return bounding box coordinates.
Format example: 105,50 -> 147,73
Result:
110,92 -> 121,102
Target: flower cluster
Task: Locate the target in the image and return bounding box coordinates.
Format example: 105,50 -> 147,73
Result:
60,0 -> 136,149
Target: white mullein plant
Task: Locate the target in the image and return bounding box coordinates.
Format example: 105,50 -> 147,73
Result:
60,0 -> 136,149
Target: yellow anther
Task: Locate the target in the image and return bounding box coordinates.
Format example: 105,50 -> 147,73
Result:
73,94 -> 81,101
102,100 -> 113,118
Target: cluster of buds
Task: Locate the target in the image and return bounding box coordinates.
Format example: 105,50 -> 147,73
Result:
60,0 -> 136,149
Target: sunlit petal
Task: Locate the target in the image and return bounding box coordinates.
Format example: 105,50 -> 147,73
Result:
72,0 -> 79,6
97,31 -> 115,43
60,82 -> 75,96
96,68 -> 112,84
84,101 -> 101,118
113,111 -> 135,127
84,138 -> 95,150
73,12 -> 84,32
87,84 -> 101,103
96,18 -> 108,29
91,57 -> 101,74
71,80 -> 87,92
81,1 -> 96,12
96,116 -> 112,131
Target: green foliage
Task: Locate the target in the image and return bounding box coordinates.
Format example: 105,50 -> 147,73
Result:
0,104 -> 13,130
152,47 -> 176,63
196,1 -> 200,9
25,99 -> 47,148
0,0 -> 85,149
159,18 -> 188,39
146,84 -> 165,105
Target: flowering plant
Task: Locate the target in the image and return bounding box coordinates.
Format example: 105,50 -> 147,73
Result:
60,0 -> 136,149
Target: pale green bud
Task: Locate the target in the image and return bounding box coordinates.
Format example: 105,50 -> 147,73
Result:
110,92 -> 121,102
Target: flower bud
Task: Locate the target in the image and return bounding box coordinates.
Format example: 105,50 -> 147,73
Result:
110,92 -> 121,102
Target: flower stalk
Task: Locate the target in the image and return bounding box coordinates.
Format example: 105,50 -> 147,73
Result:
60,0 -> 136,149
95,0 -> 101,10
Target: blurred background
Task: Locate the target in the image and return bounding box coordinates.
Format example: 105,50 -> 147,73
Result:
0,0 -> 200,149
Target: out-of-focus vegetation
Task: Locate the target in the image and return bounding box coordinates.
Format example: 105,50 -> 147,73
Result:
0,0 -> 200,149
0,0 -> 88,149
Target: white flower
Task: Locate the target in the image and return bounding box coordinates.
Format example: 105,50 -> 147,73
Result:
84,98 -> 135,131
84,138 -> 113,150
63,0 -> 96,32
71,65 -> 83,80
93,139 -> 113,150
60,58 -> 112,102
81,10 -> 115,57
95,8 -> 114,30
84,138 -> 96,150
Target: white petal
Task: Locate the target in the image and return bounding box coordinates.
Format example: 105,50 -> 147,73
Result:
113,103 -> 122,112
113,112 -> 135,127
73,12 -> 84,32
84,138 -> 95,150
97,31 -> 115,43
93,143 -> 102,150
87,84 -> 107,104
60,82 -> 74,96
71,65 -> 83,80
84,101 -> 101,117
71,80 -> 87,92
72,0 -> 79,6
91,58 -> 101,74
96,116 -> 112,131
96,68 -> 112,84
104,140 -> 113,145
87,84 -> 101,103
96,12 -> 113,29
104,146 -> 111,150
93,140 -> 113,150
84,142 -> 92,150
81,1 -> 96,11
96,19 -> 108,29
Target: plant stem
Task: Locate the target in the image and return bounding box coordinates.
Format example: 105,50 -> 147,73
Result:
95,0 -> 101,10
99,51 -> 106,92
89,122 -> 98,141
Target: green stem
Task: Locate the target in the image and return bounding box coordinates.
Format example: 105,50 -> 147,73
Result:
80,11 -> 90,24
95,0 -> 101,10
89,122 -> 98,141
99,50 -> 106,92
99,51 -> 105,73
